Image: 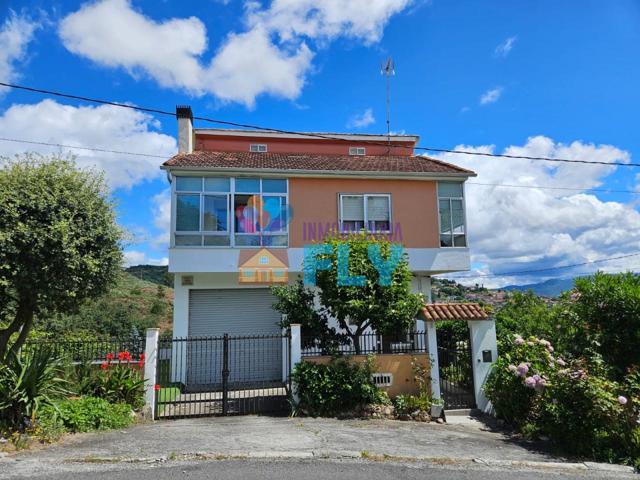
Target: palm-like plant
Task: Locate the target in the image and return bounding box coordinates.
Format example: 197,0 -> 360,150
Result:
0,348 -> 72,429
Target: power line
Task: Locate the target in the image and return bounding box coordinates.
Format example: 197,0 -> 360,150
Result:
467,182 -> 640,195
447,252 -> 640,279
1,81 -> 638,168
2,136 -> 640,196
0,137 -> 167,158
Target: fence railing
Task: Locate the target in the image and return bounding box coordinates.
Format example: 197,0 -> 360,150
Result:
22,337 -> 145,364
301,331 -> 427,357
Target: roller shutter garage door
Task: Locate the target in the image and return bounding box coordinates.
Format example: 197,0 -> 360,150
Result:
186,288 -> 282,391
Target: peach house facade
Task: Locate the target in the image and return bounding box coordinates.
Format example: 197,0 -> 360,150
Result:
161,106 -> 491,407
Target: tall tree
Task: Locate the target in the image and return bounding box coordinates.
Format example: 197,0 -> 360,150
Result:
0,154 -> 123,360
313,234 -> 423,353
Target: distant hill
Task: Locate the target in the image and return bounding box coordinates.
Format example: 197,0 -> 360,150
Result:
502,277 -> 576,297
35,271 -> 174,337
126,265 -> 172,287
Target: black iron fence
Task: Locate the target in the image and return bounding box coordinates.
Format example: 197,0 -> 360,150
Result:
301,331 -> 428,357
22,337 -> 145,364
155,332 -> 291,419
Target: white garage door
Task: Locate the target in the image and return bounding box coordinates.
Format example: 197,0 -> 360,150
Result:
186,289 -> 283,391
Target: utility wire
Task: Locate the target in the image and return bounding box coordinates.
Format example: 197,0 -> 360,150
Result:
447,252 -> 640,279
1,81 -> 638,168
2,136 -> 640,195
466,182 -> 640,195
0,137 -> 167,158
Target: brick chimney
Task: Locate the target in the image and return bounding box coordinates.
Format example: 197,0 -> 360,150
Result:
176,105 -> 193,153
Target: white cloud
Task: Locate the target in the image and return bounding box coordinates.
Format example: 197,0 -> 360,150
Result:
494,36 -> 516,57
0,12 -> 40,91
124,250 -> 168,267
347,108 -> 375,129
59,0 -> 412,107
150,188 -> 171,249
479,87 -> 503,105
0,99 -> 176,189
432,136 -> 638,287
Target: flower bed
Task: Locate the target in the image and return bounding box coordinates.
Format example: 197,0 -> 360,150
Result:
485,334 -> 640,467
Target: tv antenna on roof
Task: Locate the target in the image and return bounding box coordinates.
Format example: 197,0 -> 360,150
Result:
381,57 -> 395,153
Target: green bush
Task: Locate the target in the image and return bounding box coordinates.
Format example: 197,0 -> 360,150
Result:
0,349 -> 71,429
393,393 -> 432,416
78,356 -> 145,410
485,334 -> 639,465
292,356 -> 387,416
38,396 -> 133,433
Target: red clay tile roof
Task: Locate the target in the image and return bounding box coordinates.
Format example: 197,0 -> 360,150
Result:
419,303 -> 489,321
162,151 -> 474,176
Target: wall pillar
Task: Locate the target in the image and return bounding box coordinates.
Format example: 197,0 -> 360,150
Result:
143,328 -> 160,419
467,319 -> 498,412
425,320 -> 441,400
290,323 -> 302,403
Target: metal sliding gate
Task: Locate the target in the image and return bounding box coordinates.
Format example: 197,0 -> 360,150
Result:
437,326 -> 476,409
155,332 -> 291,418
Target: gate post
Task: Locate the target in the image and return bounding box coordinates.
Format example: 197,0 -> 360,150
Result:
143,328 -> 160,420
222,333 -> 230,415
467,319 -> 498,413
425,321 -> 441,400
289,324 -> 302,403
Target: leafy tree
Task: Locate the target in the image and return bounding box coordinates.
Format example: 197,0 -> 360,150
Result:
0,155 -> 123,360
494,291 -> 556,345
271,280 -> 347,353
555,272 -> 640,380
315,234 -> 423,353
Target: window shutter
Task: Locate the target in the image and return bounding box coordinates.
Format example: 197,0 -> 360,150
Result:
342,196 -> 364,221
367,196 -> 390,221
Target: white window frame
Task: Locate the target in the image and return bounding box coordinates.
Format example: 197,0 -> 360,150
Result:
250,144 -> 268,153
338,193 -> 392,234
349,146 -> 366,156
437,182 -> 467,248
172,176 -> 288,249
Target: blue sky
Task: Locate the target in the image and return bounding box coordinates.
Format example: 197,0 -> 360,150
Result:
1,0 -> 639,286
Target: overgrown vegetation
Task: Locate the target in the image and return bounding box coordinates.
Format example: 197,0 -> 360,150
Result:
292,356 -> 389,416
487,272 -> 640,467
34,272 -> 173,339
0,348 -> 144,446
37,397 -> 133,435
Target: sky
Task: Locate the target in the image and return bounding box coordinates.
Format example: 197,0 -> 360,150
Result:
1,0 -> 639,287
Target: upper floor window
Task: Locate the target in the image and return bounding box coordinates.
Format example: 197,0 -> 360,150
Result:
250,144 -> 268,153
174,177 -> 288,248
349,146 -> 366,156
339,194 -> 391,233
438,182 -> 466,247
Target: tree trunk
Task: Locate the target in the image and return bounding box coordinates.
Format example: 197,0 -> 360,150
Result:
0,299 -> 35,362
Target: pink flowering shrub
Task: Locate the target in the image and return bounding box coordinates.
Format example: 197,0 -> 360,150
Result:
485,334 -> 640,466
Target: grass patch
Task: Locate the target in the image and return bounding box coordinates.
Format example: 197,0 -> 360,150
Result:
157,387 -> 181,414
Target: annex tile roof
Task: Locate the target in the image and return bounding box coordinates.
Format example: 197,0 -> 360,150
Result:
162,151 -> 475,176
419,303 -> 489,321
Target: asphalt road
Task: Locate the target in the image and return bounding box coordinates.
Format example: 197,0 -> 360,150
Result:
7,459 -> 635,480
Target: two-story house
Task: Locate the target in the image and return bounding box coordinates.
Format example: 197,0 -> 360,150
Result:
161,106 -> 475,384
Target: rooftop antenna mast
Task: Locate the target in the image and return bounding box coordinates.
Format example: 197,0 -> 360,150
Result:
381,57 -> 395,154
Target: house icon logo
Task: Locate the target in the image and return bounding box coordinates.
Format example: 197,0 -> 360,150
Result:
238,248 -> 289,284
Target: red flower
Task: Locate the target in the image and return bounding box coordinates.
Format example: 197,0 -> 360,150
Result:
138,360 -> 145,368
105,352 -> 115,362
154,384 -> 161,391
118,351 -> 132,362
139,353 -> 145,361
100,362 -> 108,370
